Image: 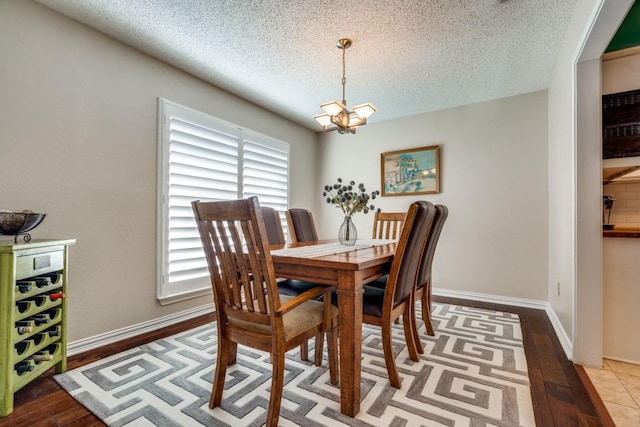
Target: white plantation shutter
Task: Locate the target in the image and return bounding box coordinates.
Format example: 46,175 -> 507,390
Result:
242,136 -> 289,235
157,99 -> 289,304
167,118 -> 239,285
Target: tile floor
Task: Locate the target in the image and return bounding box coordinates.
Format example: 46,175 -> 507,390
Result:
584,359 -> 640,426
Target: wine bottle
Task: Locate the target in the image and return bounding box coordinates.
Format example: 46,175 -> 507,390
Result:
48,292 -> 65,301
16,300 -> 31,313
16,281 -> 33,293
16,296 -> 46,313
38,327 -> 60,338
30,352 -> 54,362
15,360 -> 35,375
31,314 -> 50,326
31,333 -> 44,345
34,276 -> 52,287
16,325 -> 33,335
15,341 -> 29,356
16,319 -> 35,328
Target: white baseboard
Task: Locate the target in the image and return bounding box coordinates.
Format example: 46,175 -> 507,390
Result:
433,287 -> 574,360
67,303 -> 214,356
544,303 -> 574,360
602,354 -> 640,365
433,288 -> 548,310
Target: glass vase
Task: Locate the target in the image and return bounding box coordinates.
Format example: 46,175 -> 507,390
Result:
338,216 -> 357,246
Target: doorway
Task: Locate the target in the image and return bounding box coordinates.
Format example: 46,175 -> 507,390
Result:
576,0 -> 634,366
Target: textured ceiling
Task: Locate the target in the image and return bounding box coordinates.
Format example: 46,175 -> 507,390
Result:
35,0 -> 578,131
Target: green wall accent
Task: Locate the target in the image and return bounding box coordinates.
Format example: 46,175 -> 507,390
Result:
606,1 -> 640,52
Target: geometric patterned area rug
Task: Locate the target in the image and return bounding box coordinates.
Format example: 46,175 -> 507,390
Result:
54,303 -> 535,426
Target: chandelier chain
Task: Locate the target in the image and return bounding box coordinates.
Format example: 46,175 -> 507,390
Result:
341,46 -> 347,105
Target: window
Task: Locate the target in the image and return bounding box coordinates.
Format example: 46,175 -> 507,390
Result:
157,99 -> 289,304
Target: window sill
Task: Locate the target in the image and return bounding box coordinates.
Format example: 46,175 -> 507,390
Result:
157,287 -> 212,305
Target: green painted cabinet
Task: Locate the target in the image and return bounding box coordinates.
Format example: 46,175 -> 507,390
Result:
0,239 -> 75,417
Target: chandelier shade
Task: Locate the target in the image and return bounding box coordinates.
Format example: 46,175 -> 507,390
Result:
352,103 -> 376,119
320,101 -> 346,116
314,113 -> 333,127
314,38 -> 376,134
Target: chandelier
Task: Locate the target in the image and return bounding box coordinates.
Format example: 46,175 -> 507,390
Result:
314,38 -> 376,134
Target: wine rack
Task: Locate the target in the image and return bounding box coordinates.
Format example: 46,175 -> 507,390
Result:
0,239 -> 75,417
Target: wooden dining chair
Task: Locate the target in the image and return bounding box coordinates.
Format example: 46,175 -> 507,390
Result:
192,197 -> 339,426
261,206 -> 286,246
286,208 -> 319,243
412,204 -> 448,348
262,205 -> 323,362
370,211 -> 407,326
341,200 -> 435,389
372,211 -> 406,240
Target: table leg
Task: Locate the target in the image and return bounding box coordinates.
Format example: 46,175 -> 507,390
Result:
336,271 -> 364,417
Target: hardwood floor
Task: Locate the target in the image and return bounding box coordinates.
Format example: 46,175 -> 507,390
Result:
0,296 -> 613,427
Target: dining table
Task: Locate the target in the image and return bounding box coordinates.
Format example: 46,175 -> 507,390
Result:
270,239 -> 397,417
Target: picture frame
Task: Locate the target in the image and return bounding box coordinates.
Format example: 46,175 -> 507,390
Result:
380,145 -> 440,196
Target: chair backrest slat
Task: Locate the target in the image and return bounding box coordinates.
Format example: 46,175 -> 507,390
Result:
372,211 -> 406,240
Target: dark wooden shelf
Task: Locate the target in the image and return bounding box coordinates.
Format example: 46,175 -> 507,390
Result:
603,228 -> 640,238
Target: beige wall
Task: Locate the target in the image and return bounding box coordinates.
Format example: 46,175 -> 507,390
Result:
603,50 -> 640,95
603,237 -> 640,363
0,0 -> 318,342
317,92 -> 549,303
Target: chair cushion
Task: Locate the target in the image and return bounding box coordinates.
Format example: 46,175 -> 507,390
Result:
227,295 -> 337,342
362,285 -> 386,318
367,275 -> 388,289
330,284 -> 386,318
277,279 -> 321,297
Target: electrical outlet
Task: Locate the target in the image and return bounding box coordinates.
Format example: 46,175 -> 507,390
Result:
557,282 -> 560,296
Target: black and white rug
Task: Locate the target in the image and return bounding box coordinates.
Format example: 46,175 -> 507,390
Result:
55,303 -> 535,426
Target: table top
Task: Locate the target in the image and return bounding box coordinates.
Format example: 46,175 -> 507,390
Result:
269,239 -> 397,286
270,239 -> 396,268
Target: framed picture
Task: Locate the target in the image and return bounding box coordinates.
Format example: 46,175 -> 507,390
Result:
380,145 -> 440,196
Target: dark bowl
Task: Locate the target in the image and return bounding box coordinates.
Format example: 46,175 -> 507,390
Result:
0,212 -> 47,236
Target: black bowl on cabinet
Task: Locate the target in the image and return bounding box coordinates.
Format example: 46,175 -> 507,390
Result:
0,212 -> 47,243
